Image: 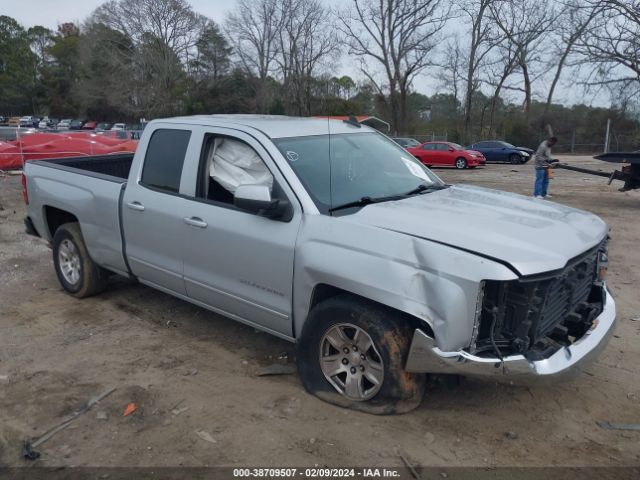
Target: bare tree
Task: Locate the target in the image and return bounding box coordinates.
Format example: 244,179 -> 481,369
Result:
574,0 -> 640,102
90,0 -> 203,116
484,40 -> 520,133
543,0 -> 602,115
276,0 -> 337,115
458,0 -> 499,142
225,0 -> 280,112
93,0 -> 201,61
489,0 -> 555,116
337,0 -> 450,134
437,38 -> 465,104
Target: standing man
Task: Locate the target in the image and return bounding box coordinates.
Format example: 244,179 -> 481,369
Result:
533,136 -> 557,199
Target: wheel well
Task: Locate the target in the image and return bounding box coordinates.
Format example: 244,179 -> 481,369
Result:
308,284 -> 434,337
44,206 -> 78,238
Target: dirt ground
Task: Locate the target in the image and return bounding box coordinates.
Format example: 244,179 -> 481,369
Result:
0,156 -> 639,469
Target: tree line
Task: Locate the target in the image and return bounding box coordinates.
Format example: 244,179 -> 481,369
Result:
0,0 -> 639,147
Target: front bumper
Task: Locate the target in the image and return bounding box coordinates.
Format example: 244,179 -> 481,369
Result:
405,288 -> 616,379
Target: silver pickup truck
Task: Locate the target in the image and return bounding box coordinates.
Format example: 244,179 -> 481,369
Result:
23,115 -> 615,413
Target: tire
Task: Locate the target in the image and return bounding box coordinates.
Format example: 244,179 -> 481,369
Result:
455,157 -> 467,169
297,295 -> 426,414
509,153 -> 521,164
52,222 -> 108,298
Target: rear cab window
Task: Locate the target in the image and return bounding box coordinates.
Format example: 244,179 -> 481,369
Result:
141,129 -> 191,193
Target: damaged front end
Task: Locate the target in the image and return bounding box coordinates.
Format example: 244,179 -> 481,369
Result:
405,240 -> 616,379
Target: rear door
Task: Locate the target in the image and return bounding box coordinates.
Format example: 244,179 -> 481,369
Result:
434,143 -> 452,165
479,141 -> 497,161
178,128 -> 301,337
417,143 -> 435,165
121,127 -> 194,294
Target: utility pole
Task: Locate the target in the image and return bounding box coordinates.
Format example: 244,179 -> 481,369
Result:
604,119 -> 611,153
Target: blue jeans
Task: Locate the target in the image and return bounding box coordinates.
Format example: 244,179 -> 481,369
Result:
534,168 -> 549,197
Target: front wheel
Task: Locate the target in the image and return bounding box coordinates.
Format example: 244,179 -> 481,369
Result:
455,157 -> 467,169
509,153 -> 522,164
53,222 -> 109,298
296,295 -> 426,414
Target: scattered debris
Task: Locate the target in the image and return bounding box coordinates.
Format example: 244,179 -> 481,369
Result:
396,448 -> 421,480
309,438 -> 316,445
256,364 -> 296,376
123,403 -> 138,417
0,375 -> 9,384
504,431 -> 519,440
21,441 -> 40,461
195,429 -> 217,444
597,421 -> 640,431
22,387 -> 117,460
631,316 -> 640,322
182,369 -> 199,376
423,432 -> 435,445
96,411 -> 108,421
171,406 -> 190,416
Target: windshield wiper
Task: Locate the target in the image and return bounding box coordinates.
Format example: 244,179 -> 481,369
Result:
328,183 -> 448,213
403,183 -> 448,196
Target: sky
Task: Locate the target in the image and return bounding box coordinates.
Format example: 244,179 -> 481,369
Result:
2,0 -> 608,108
1,0 -> 236,28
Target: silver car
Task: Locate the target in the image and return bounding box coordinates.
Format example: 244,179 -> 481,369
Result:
23,115 -> 616,412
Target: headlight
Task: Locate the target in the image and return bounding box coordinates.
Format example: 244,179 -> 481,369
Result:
520,151 -> 529,157
469,281 -> 485,351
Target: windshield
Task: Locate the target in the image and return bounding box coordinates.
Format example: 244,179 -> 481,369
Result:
450,143 -> 463,150
274,132 -> 443,214
498,141 -> 515,148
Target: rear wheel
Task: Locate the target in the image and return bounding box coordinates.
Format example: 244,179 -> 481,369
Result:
297,295 -> 426,414
455,157 -> 467,169
53,222 -> 108,298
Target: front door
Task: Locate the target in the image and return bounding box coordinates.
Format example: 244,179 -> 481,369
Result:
180,129 -> 301,337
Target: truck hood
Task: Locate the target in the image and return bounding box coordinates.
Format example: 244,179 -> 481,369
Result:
344,184 -> 607,276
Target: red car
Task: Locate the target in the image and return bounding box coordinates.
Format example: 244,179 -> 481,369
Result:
407,141 -> 485,169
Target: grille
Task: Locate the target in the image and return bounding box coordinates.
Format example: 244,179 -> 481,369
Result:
535,251 -> 599,338
475,240 -> 606,356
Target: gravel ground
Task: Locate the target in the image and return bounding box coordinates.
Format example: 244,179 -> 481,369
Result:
0,155 -> 639,469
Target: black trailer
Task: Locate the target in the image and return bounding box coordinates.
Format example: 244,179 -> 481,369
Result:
555,153 -> 640,191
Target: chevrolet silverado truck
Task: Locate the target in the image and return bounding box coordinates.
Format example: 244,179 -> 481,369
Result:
22,115 -> 616,413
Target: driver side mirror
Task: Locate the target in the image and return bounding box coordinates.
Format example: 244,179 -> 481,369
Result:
234,184 -> 288,220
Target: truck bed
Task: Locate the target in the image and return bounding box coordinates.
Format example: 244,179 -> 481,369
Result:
24,154 -> 133,277
33,154 -> 134,181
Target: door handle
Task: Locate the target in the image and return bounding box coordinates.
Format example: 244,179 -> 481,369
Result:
127,201 -> 145,212
183,216 -> 208,228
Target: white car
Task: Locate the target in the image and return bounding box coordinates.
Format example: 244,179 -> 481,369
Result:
111,123 -> 126,131
19,116 -> 34,127
57,119 -> 72,130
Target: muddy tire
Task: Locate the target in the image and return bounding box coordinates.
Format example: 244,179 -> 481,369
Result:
297,295 -> 426,414
52,222 -> 108,298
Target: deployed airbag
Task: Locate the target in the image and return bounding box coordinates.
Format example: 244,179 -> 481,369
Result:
210,138 -> 273,194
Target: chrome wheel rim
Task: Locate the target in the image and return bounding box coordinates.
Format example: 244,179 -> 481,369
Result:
319,323 -> 384,401
456,158 -> 465,169
58,239 -> 81,285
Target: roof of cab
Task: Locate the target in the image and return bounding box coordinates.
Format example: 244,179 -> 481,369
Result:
150,114 -> 374,139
